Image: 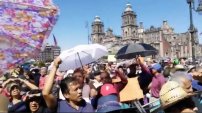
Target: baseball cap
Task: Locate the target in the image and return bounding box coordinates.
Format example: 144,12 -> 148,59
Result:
150,63 -> 162,72
173,59 -> 179,65
100,84 -> 117,96
164,58 -> 172,64
64,69 -> 74,78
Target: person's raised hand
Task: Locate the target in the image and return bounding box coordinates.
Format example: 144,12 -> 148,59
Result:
192,71 -> 202,83
7,78 -> 17,83
53,56 -> 62,68
17,78 -> 25,83
137,56 -> 144,64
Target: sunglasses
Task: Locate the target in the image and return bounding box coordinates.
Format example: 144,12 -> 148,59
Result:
28,97 -> 41,103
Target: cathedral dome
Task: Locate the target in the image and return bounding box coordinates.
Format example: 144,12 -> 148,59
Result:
94,16 -> 101,22
125,4 -> 133,12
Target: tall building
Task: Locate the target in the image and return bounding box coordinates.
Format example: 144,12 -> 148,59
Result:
142,21 -> 198,58
38,44 -> 61,62
121,4 -> 138,42
91,16 -> 105,43
91,4 -> 202,59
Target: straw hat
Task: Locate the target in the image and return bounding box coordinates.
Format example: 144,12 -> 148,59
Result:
174,64 -> 185,70
187,65 -> 195,73
159,81 -> 191,109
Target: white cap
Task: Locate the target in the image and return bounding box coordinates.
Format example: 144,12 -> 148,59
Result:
63,69 -> 74,78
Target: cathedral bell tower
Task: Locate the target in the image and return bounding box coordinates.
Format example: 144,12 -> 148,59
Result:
121,4 -> 138,40
91,16 -> 105,43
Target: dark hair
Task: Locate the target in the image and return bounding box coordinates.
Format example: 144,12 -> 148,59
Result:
127,64 -> 138,78
73,68 -> 83,75
100,71 -> 112,84
10,85 -> 20,92
99,64 -> 106,71
157,69 -> 162,73
33,69 -> 40,73
27,89 -> 42,102
108,62 -> 113,67
164,97 -> 195,113
26,89 -> 47,113
60,77 -> 78,94
23,69 -> 30,73
118,65 -> 123,69
90,70 -> 101,79
4,73 -> 11,80
10,84 -> 21,97
163,67 -> 172,77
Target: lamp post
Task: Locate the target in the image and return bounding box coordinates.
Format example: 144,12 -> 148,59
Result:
187,0 -> 196,64
186,0 -> 202,64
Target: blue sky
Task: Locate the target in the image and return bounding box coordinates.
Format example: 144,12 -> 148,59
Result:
48,0 -> 202,51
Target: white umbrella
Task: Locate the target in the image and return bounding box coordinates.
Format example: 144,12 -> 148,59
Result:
58,44 -> 108,71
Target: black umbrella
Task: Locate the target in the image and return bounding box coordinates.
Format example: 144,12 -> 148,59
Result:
116,43 -> 158,59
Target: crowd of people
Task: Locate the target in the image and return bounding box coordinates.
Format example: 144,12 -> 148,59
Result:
0,56 -> 202,113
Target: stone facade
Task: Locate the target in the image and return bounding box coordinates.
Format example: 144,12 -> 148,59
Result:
91,4 -> 201,59
38,44 -> 61,62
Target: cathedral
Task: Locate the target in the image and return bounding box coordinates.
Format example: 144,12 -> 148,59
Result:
91,4 -> 202,59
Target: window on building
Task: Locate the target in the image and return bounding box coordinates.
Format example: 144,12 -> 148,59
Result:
125,31 -> 127,37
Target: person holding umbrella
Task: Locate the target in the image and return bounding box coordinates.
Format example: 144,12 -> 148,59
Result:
149,63 -> 166,101
42,57 -> 94,112
137,57 -> 166,102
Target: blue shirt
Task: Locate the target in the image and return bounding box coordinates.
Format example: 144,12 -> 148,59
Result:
192,80 -> 202,91
187,73 -> 202,91
8,101 -> 27,113
57,99 -> 94,112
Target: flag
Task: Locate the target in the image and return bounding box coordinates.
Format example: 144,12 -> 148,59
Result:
53,34 -> 58,46
85,21 -> 91,43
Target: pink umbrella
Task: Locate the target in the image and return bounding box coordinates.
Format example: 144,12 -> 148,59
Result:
0,0 -> 59,76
